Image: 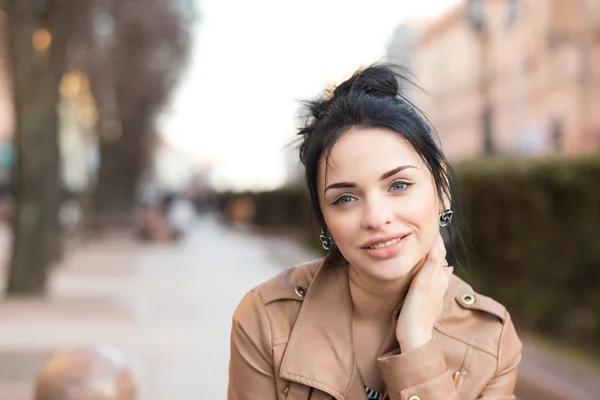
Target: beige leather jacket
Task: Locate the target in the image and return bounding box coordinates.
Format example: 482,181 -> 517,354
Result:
228,260 -> 522,400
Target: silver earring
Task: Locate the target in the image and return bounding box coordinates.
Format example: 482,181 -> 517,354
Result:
439,209 -> 453,227
319,233 -> 334,251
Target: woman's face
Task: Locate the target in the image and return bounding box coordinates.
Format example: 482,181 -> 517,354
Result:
317,127 -> 445,282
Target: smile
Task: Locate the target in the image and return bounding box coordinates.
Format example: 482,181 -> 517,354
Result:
361,233 -> 410,260
368,237 -> 403,249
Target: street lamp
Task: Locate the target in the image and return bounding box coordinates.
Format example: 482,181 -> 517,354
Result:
465,0 -> 520,156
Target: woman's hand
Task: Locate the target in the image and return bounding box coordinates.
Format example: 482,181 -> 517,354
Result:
395,233 -> 453,353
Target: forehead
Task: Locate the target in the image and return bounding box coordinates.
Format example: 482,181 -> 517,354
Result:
319,127 -> 424,183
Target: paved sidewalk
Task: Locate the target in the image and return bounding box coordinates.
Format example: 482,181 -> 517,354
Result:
515,340 -> 600,400
0,216 -> 314,399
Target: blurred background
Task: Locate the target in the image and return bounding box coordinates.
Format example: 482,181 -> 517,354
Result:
0,0 -> 599,399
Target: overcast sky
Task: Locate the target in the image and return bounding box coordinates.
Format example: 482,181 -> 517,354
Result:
159,0 -> 461,191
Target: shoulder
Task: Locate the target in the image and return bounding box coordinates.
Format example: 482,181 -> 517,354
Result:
232,259 -> 323,337
251,258 -> 323,304
437,275 -> 522,359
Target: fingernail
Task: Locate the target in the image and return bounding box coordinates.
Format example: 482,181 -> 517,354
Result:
446,266 -> 454,276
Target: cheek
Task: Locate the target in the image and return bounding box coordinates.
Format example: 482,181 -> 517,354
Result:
324,209 -> 359,244
402,190 -> 440,240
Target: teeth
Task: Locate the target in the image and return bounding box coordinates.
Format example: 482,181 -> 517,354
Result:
369,237 -> 401,249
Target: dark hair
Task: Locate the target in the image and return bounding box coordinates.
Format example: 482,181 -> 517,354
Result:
297,63 -> 468,266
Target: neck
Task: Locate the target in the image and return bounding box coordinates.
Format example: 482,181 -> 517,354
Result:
348,261 -> 422,323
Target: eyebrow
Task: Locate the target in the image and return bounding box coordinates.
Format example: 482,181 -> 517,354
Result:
324,165 -> 417,193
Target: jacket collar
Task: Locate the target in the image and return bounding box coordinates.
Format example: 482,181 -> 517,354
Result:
279,262 -> 368,400
277,259 -> 476,399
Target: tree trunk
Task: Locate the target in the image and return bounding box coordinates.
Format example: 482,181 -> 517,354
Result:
86,0 -> 194,229
6,1 -> 78,296
93,138 -> 139,226
92,104 -> 152,227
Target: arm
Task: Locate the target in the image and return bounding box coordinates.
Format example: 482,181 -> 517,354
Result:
378,338 -> 460,400
382,234 -> 459,399
377,316 -> 522,400
228,291 -> 278,400
477,314 -> 522,399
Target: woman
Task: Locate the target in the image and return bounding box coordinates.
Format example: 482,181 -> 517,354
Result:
228,65 -> 521,400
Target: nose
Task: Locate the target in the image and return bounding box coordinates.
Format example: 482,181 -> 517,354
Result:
361,195 -> 393,231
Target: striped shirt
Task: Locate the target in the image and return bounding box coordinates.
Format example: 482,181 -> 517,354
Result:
365,385 -> 384,400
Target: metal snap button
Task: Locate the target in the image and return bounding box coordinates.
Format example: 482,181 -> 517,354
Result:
408,396 -> 421,400
460,293 -> 475,305
283,385 -> 289,395
294,286 -> 307,298
453,371 -> 461,386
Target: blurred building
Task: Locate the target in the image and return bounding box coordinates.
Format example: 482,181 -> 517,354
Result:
404,0 -> 600,162
385,20 -> 428,102
386,22 -> 421,70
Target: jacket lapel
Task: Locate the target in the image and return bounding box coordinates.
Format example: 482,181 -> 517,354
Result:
279,263 -> 367,400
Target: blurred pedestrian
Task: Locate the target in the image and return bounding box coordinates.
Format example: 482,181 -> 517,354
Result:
134,180 -> 180,242
228,64 -> 521,399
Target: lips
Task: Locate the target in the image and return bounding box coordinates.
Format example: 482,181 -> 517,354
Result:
362,233 -> 410,260
360,233 -> 410,249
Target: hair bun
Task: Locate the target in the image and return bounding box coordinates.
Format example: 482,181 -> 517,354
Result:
331,64 -> 400,100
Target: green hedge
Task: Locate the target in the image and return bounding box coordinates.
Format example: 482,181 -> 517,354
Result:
249,185 -> 314,229
216,154 -> 600,350
215,185 -> 316,229
455,155 -> 600,348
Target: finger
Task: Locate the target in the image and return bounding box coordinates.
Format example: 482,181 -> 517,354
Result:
413,234 -> 447,285
427,234 -> 447,269
419,251 -> 447,281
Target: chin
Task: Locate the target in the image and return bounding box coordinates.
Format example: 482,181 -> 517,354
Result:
361,255 -> 417,282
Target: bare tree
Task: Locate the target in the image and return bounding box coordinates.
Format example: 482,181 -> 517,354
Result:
3,0 -> 193,295
85,0 -> 195,226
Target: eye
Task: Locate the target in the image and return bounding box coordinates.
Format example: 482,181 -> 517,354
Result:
332,194 -> 356,205
390,180 -> 412,192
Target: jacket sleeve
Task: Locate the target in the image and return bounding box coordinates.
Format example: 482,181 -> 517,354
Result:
228,290 -> 278,400
377,338 -> 460,400
377,315 -> 522,400
477,313 -> 522,399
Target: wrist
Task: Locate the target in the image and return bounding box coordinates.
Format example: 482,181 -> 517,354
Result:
397,332 -> 432,353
